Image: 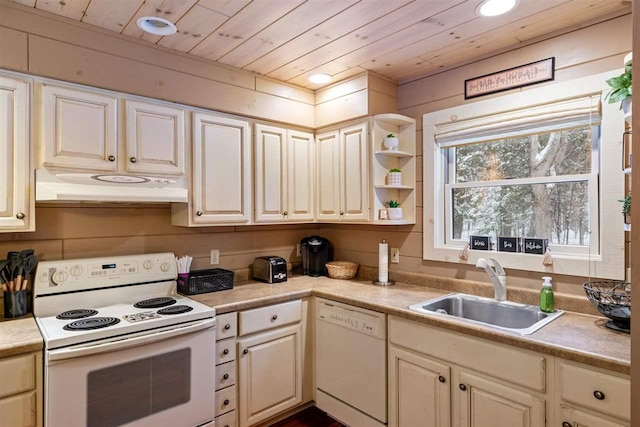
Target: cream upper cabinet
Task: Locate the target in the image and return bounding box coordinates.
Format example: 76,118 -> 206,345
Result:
316,121 -> 369,222
254,124 -> 314,223
174,112 -> 251,225
124,99 -> 185,176
38,82 -> 118,172
0,74 -> 33,232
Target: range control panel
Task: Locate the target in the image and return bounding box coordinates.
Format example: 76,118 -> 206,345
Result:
317,299 -> 386,339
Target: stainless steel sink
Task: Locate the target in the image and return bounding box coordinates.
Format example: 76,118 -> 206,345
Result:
408,293 -> 563,335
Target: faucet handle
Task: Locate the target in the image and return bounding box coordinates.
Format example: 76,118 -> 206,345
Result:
489,258 -> 506,276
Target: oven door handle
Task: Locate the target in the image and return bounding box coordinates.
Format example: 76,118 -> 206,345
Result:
48,318 -> 216,362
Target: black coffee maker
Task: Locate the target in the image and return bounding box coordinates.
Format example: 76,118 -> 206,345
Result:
300,236 -> 331,277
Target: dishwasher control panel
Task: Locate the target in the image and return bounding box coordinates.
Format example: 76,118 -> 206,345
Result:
317,299 -> 386,339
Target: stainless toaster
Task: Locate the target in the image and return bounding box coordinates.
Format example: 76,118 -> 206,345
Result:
253,256 -> 287,284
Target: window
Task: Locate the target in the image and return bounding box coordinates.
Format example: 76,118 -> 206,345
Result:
423,71 -> 625,278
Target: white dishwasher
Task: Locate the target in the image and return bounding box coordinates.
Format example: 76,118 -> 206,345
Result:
315,298 -> 387,427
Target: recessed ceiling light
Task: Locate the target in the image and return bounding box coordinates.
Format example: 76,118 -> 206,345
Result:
477,0 -> 518,17
308,73 -> 333,84
136,16 -> 177,36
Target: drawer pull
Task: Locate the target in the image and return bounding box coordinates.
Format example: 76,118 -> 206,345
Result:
224,323 -> 231,330
223,399 -> 229,406
562,422 -> 572,427
108,155 -> 116,161
223,373 -> 229,380
283,211 -> 288,216
243,349 -> 248,355
130,156 -> 137,163
196,211 -> 203,216
459,384 -> 467,391
271,314 -> 278,321
222,348 -> 229,355
438,376 -> 446,383
15,212 -> 25,220
593,390 -> 605,400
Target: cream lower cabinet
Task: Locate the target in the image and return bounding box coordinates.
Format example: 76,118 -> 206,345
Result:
254,124 -> 314,223
389,316 -> 548,427
173,112 -> 252,226
316,121 -> 369,222
215,312 -> 238,427
237,300 -> 309,427
0,73 -> 33,232
0,352 -> 43,427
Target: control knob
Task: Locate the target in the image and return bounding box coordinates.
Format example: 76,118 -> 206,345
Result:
69,265 -> 83,277
160,262 -> 170,272
52,270 -> 68,284
143,260 -> 154,270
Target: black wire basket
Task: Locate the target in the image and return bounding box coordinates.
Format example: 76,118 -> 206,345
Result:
583,281 -> 631,333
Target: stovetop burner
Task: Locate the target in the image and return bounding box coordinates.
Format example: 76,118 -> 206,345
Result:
134,297 -> 177,309
157,305 -> 194,315
63,317 -> 121,331
56,309 -> 99,320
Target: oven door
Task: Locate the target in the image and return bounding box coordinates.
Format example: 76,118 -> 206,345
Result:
45,318 -> 216,427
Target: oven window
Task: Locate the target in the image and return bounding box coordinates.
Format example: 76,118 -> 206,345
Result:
87,348 -> 191,427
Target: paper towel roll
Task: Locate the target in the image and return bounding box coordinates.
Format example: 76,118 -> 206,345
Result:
379,240 -> 389,283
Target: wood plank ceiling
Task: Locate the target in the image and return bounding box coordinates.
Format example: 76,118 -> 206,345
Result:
9,0 -> 632,88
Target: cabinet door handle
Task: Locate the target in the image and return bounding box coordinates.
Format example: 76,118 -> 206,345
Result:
271,314 -> 278,321
129,156 -> 137,163
196,211 -> 203,216
108,155 -> 116,161
438,376 -> 446,383
223,373 -> 229,380
223,399 -> 229,406
593,390 -> 605,400
562,422 -> 572,427
224,323 -> 231,330
283,211 -> 288,216
222,348 -> 229,355
243,349 -> 248,355
340,211 -> 344,216
15,212 -> 25,220
459,384 -> 467,391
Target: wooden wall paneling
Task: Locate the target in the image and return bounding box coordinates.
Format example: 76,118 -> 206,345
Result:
218,0 -> 359,69
315,90 -> 368,128
255,78 -> 314,106
121,0 -> 199,43
27,35 -> 315,126
315,75 -> 367,105
368,90 -> 398,117
9,0 -> 34,6
157,4 -> 228,53
189,0 -> 306,61
36,0 -> 90,21
81,0 -> 144,33
0,26 -> 28,71
0,240 -> 63,262
196,0 -> 250,17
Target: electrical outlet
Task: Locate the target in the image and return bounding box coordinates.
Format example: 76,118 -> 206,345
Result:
296,244 -> 301,257
210,249 -> 219,265
391,247 -> 400,264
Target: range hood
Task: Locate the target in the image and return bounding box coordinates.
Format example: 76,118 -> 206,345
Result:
36,169 -> 188,203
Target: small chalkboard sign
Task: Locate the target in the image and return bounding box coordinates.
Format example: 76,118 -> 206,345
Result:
470,235 -> 491,251
498,237 -> 520,253
523,238 -> 548,254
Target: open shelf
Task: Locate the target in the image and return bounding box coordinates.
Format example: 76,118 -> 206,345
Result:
374,150 -> 413,158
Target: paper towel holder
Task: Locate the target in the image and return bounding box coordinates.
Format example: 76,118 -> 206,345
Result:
373,239 -> 395,286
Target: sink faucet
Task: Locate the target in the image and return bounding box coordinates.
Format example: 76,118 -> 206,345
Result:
475,258 -> 507,301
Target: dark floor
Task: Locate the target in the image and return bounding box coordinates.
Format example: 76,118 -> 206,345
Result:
270,407 -> 346,427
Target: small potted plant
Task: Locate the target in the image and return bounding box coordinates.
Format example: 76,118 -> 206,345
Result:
387,200 -> 403,220
387,168 -> 402,186
620,194 -> 631,231
383,133 -> 399,150
605,64 -> 632,118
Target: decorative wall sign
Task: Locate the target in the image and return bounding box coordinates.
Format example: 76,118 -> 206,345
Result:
470,235 -> 491,251
523,238 -> 548,255
498,237 -> 520,253
464,57 -> 555,99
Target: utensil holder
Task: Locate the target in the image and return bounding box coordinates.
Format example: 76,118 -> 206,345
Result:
3,290 -> 28,318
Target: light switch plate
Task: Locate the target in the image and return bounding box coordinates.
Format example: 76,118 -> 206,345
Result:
391,247 -> 400,263
210,249 -> 219,265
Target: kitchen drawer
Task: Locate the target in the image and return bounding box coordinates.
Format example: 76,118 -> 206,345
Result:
559,361 -> 630,421
0,353 -> 36,399
215,409 -> 236,427
0,391 -> 36,427
216,361 -> 236,390
217,312 -> 238,340
216,337 -> 236,365
239,300 -> 302,336
389,316 -> 546,392
216,385 -> 237,416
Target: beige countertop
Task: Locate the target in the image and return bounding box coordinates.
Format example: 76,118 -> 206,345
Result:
0,276 -> 630,376
191,275 -> 631,375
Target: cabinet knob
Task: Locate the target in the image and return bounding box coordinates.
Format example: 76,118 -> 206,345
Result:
130,156 -> 137,163
222,348 -> 229,355
224,323 -> 231,330
438,376 -> 446,383
15,212 -> 25,220
283,211 -> 288,216
223,373 -> 229,380
562,422 -> 572,427
271,314 -> 278,321
108,155 -> 116,161
340,211 -> 344,216
223,399 -> 230,406
459,384 -> 467,391
593,390 -> 605,400
243,349 -> 248,355
196,211 -> 203,216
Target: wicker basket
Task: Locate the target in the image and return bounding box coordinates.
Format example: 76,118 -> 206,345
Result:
325,261 -> 359,279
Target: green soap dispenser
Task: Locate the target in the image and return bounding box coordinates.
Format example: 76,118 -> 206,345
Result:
540,276 -> 555,313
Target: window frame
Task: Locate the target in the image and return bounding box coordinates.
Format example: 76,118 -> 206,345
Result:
423,71 -> 626,279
